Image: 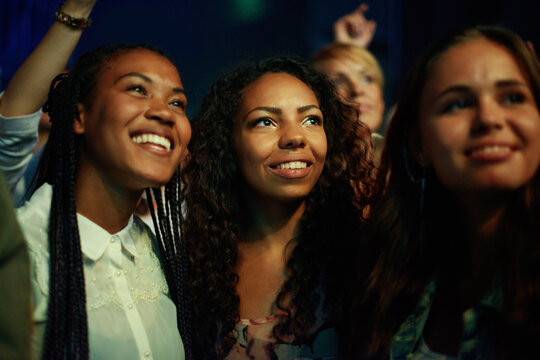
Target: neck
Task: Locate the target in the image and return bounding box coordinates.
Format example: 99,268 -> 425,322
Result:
449,192 -> 508,296
75,161 -> 142,234
240,193 -> 306,254
458,192 -> 508,241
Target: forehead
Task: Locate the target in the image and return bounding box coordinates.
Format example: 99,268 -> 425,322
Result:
317,56 -> 373,75
240,72 -> 319,106
425,38 -> 528,91
99,49 -> 182,85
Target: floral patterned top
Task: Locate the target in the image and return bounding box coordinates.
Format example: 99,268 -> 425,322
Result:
225,313 -> 339,359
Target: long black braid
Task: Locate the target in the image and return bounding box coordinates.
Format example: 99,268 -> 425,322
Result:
33,44 -> 192,359
146,170 -> 192,358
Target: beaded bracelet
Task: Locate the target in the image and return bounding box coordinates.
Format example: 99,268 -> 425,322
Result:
54,2 -> 92,30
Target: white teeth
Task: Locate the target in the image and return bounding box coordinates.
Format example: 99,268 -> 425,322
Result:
471,145 -> 510,155
131,133 -> 171,151
275,161 -> 307,170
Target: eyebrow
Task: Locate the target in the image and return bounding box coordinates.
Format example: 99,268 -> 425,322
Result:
115,72 -> 186,94
358,67 -> 372,75
495,79 -> 528,88
433,79 -> 529,102
432,85 -> 470,102
243,104 -> 320,119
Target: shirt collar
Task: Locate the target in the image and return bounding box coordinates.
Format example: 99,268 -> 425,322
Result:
78,213 -> 140,261
26,183 -> 141,261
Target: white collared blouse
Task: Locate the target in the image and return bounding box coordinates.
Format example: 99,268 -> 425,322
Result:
17,183 -> 184,360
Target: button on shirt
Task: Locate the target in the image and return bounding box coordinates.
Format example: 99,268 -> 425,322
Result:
17,184 -> 184,360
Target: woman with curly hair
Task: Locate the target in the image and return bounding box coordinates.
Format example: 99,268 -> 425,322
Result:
348,25 -> 540,359
183,56 -> 374,358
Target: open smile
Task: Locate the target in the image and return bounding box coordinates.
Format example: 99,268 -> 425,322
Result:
466,144 -> 514,162
269,161 -> 313,178
131,132 -> 173,153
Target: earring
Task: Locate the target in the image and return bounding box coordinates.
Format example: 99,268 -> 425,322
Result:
402,143 -> 426,212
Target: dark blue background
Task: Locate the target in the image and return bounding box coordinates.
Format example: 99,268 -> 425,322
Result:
1,0 -> 539,118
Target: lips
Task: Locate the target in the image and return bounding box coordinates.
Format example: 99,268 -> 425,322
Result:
269,160 -> 313,178
355,103 -> 371,112
466,143 -> 514,161
130,131 -> 174,154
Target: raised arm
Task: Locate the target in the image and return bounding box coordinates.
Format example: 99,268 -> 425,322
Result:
0,0 -> 96,202
0,0 -> 96,116
333,3 -> 376,48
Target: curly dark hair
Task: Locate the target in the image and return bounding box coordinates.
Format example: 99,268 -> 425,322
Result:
34,44 -> 192,359
182,56 -> 375,358
348,25 -> 540,358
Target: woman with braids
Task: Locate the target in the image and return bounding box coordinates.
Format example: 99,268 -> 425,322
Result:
183,56 -> 374,358
0,2 -> 192,358
348,26 -> 540,359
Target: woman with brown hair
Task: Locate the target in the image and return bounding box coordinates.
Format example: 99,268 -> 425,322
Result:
350,25 -> 540,359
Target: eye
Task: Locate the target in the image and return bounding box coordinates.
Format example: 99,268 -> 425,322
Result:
253,118 -> 276,127
502,92 -> 525,104
360,75 -> 374,85
332,78 -> 346,88
330,76 -> 351,91
170,99 -> 187,110
302,115 -> 322,126
442,98 -> 472,113
127,84 -> 147,95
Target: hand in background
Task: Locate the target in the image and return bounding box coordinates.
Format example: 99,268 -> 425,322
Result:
333,3 -> 376,48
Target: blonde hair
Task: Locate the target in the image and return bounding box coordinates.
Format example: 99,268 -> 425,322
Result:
313,43 -> 384,89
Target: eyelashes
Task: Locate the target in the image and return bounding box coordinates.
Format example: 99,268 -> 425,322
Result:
252,117 -> 275,127
502,92 -> 525,104
126,84 -> 147,95
169,99 -> 187,110
439,91 -> 529,114
251,115 -> 323,128
303,115 -> 322,125
125,83 -> 187,110
441,98 -> 472,113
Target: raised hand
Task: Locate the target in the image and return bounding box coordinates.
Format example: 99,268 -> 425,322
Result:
333,3 -> 376,48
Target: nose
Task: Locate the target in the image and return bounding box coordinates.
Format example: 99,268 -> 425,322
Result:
472,97 -> 503,133
145,98 -> 175,126
349,80 -> 365,98
278,123 -> 306,150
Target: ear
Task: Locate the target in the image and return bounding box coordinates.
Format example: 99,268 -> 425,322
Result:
407,131 -> 431,167
73,103 -> 86,134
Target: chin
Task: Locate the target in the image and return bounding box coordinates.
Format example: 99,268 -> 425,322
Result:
274,191 -> 313,203
455,179 -> 529,195
136,170 -> 174,189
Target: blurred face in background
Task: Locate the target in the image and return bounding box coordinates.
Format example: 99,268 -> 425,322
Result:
316,54 -> 384,132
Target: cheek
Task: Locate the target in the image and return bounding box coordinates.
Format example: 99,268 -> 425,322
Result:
177,118 -> 192,153
311,131 -> 328,161
335,86 -> 349,100
525,121 -> 540,172
422,117 -> 468,162
367,84 -> 383,101
235,134 -> 271,173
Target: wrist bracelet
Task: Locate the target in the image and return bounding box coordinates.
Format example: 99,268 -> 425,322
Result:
54,2 -> 92,30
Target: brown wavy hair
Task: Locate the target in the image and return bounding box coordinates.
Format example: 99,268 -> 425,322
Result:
348,25 -> 540,358
182,56 -> 375,358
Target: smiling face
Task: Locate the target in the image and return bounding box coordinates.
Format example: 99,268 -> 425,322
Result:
316,56 -> 384,132
233,72 -> 327,203
418,37 -> 540,195
75,48 -> 191,191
